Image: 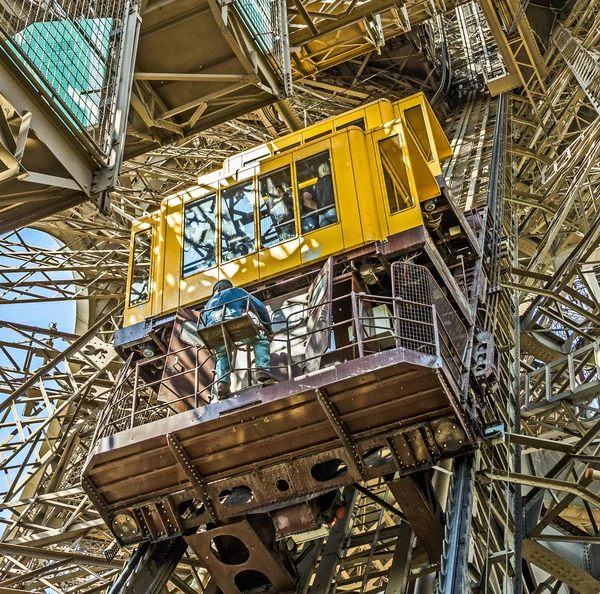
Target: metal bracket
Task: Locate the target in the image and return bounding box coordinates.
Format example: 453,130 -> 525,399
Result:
315,388 -> 365,480
166,433 -> 216,522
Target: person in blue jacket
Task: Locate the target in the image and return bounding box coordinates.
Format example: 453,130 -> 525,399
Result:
202,279 -> 275,399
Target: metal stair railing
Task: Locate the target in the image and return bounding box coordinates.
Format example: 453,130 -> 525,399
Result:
552,23 -> 600,116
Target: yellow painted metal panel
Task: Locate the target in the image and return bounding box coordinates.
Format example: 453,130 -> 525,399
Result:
124,217 -> 157,327
162,194 -> 183,315
348,128 -> 384,242
330,131 -> 364,251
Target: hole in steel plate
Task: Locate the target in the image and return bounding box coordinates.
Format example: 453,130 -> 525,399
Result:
275,479 -> 290,492
219,485 -> 254,507
363,445 -> 393,468
234,569 -> 272,592
177,499 -> 205,519
310,458 -> 348,482
210,535 -> 250,565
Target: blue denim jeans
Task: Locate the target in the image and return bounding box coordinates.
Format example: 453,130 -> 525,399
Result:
215,335 -> 271,385
319,207 -> 337,228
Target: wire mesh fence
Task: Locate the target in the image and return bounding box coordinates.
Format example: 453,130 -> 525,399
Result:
392,261 -> 469,388
90,263 -> 471,451
0,0 -> 137,156
233,0 -> 291,96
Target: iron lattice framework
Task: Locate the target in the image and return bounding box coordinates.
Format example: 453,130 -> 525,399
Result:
1,1 -> 600,593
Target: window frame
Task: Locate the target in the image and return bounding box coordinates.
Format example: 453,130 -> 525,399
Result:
181,191 -> 219,279
257,164 -> 298,250
404,104 -> 435,164
377,135 -> 414,216
293,146 -> 339,236
128,227 -> 153,308
219,177 -> 258,264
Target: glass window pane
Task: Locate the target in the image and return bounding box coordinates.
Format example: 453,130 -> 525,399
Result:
221,180 -> 256,262
183,194 -> 217,277
130,229 -> 152,307
259,166 -> 296,248
296,150 -> 337,233
405,105 -> 433,162
379,136 -> 413,214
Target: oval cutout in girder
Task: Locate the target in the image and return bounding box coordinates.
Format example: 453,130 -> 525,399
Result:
210,535 -> 250,565
363,445 -> 393,468
219,485 -> 254,508
234,570 -> 272,593
311,458 -> 348,482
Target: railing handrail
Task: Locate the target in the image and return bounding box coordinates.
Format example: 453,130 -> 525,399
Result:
95,281 -> 468,444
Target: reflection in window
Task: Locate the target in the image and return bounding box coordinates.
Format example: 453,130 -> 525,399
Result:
221,181 -> 255,262
405,105 -> 433,162
130,230 -> 152,307
259,167 -> 296,248
309,274 -> 328,308
296,151 -> 337,233
379,136 -> 413,214
183,194 -> 217,276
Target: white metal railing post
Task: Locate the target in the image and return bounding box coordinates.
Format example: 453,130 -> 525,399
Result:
432,304 -> 441,360
352,293 -> 365,358
131,362 -> 140,429
568,350 -> 576,393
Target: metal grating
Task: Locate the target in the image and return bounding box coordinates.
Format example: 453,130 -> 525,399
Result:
391,261 -> 437,355
233,0 -> 291,96
0,0 -> 137,156
392,261 -> 469,387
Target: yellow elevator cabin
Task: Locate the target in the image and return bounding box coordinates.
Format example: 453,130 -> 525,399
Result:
123,93 -> 452,328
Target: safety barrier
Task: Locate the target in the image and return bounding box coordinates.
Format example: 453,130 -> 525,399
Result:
0,0 -> 138,156
93,263 -> 469,444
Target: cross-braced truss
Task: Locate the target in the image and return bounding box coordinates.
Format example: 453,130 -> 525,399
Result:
2,1 -> 600,593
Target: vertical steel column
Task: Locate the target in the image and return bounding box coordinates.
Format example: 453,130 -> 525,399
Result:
511,106 -> 523,593
385,523 -> 414,594
93,1 -> 142,210
309,488 -> 358,594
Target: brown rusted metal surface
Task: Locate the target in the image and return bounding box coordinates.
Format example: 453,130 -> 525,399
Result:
389,477 -> 445,563
271,502 -> 321,539
82,345 -> 475,545
159,308 -> 213,412
185,518 -> 296,594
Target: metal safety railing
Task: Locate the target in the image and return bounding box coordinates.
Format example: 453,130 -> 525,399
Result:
232,0 -> 291,97
392,261 -> 469,388
0,0 -> 138,156
94,265 -> 469,444
523,338 -> 600,410
553,23 -> 600,117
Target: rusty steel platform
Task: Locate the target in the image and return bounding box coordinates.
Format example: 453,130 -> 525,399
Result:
83,345 -> 476,545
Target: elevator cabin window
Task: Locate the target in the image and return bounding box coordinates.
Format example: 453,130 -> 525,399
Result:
130,229 -> 152,307
296,151 -> 338,233
183,193 -> 217,276
259,166 -> 296,248
405,105 -> 433,162
378,136 -> 413,214
221,180 -> 255,262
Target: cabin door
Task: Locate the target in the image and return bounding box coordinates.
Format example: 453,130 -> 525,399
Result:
304,257 -> 333,373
